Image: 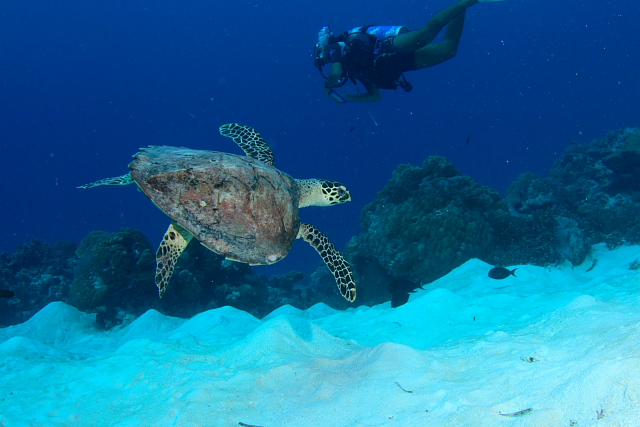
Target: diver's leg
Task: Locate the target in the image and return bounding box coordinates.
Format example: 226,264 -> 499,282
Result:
393,0 -> 479,53
413,9 -> 467,69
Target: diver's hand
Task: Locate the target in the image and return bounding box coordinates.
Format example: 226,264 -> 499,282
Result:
344,88 -> 382,103
325,88 -> 348,104
324,87 -> 340,103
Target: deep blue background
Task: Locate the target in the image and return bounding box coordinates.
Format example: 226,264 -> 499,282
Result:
1,0 -> 639,276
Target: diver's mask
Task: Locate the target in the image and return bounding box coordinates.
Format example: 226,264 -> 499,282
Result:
314,26 -> 332,69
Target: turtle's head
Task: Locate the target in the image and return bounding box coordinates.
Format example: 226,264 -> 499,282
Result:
320,180 -> 351,205
298,179 -> 351,208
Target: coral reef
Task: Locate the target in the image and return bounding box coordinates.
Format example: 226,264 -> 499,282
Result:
506,128 -> 640,250
346,128 -> 640,306
69,228 -> 157,318
69,227 -> 315,323
0,239 -> 77,326
347,157 -> 503,287
1,228 -> 318,327
345,156 -> 560,306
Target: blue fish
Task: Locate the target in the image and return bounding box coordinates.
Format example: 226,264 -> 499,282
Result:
488,267 -> 517,280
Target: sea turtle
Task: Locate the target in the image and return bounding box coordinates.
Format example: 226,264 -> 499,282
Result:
79,123 -> 356,302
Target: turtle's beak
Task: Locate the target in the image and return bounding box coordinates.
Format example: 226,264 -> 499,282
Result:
336,185 -> 351,204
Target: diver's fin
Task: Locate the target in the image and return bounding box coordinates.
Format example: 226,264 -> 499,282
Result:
155,223 -> 193,297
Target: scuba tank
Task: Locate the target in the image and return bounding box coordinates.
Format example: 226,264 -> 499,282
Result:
344,25 -> 409,62
349,25 -> 409,40
346,25 -> 414,92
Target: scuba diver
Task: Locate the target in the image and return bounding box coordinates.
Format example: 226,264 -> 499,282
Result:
314,0 -> 506,103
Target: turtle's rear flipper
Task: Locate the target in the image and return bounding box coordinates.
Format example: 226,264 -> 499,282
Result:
155,223 -> 193,297
297,222 -> 356,302
77,174 -> 134,189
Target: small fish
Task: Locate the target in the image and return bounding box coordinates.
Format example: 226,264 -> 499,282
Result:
47,122 -> 53,127
488,267 -> 518,280
0,290 -> 15,299
466,134 -> 472,145
349,125 -> 355,132
391,293 -> 411,308
389,279 -> 424,308
500,408 -> 533,417
394,381 -> 413,393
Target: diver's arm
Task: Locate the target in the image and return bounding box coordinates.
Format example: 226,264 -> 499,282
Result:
325,62 -> 344,89
344,87 -> 382,103
323,61 -> 381,103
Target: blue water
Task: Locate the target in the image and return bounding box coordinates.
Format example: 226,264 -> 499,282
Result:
1,0 -> 639,276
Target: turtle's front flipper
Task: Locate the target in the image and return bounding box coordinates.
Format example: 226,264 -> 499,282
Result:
155,223 -> 193,297
219,123 -> 276,166
297,222 -> 356,302
77,174 -> 134,189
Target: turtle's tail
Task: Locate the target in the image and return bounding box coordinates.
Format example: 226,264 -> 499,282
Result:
78,173 -> 134,189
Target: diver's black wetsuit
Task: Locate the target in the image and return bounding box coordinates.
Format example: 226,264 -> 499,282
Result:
329,32 -> 415,92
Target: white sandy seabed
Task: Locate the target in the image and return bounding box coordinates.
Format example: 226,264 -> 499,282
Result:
2,243 -> 640,427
